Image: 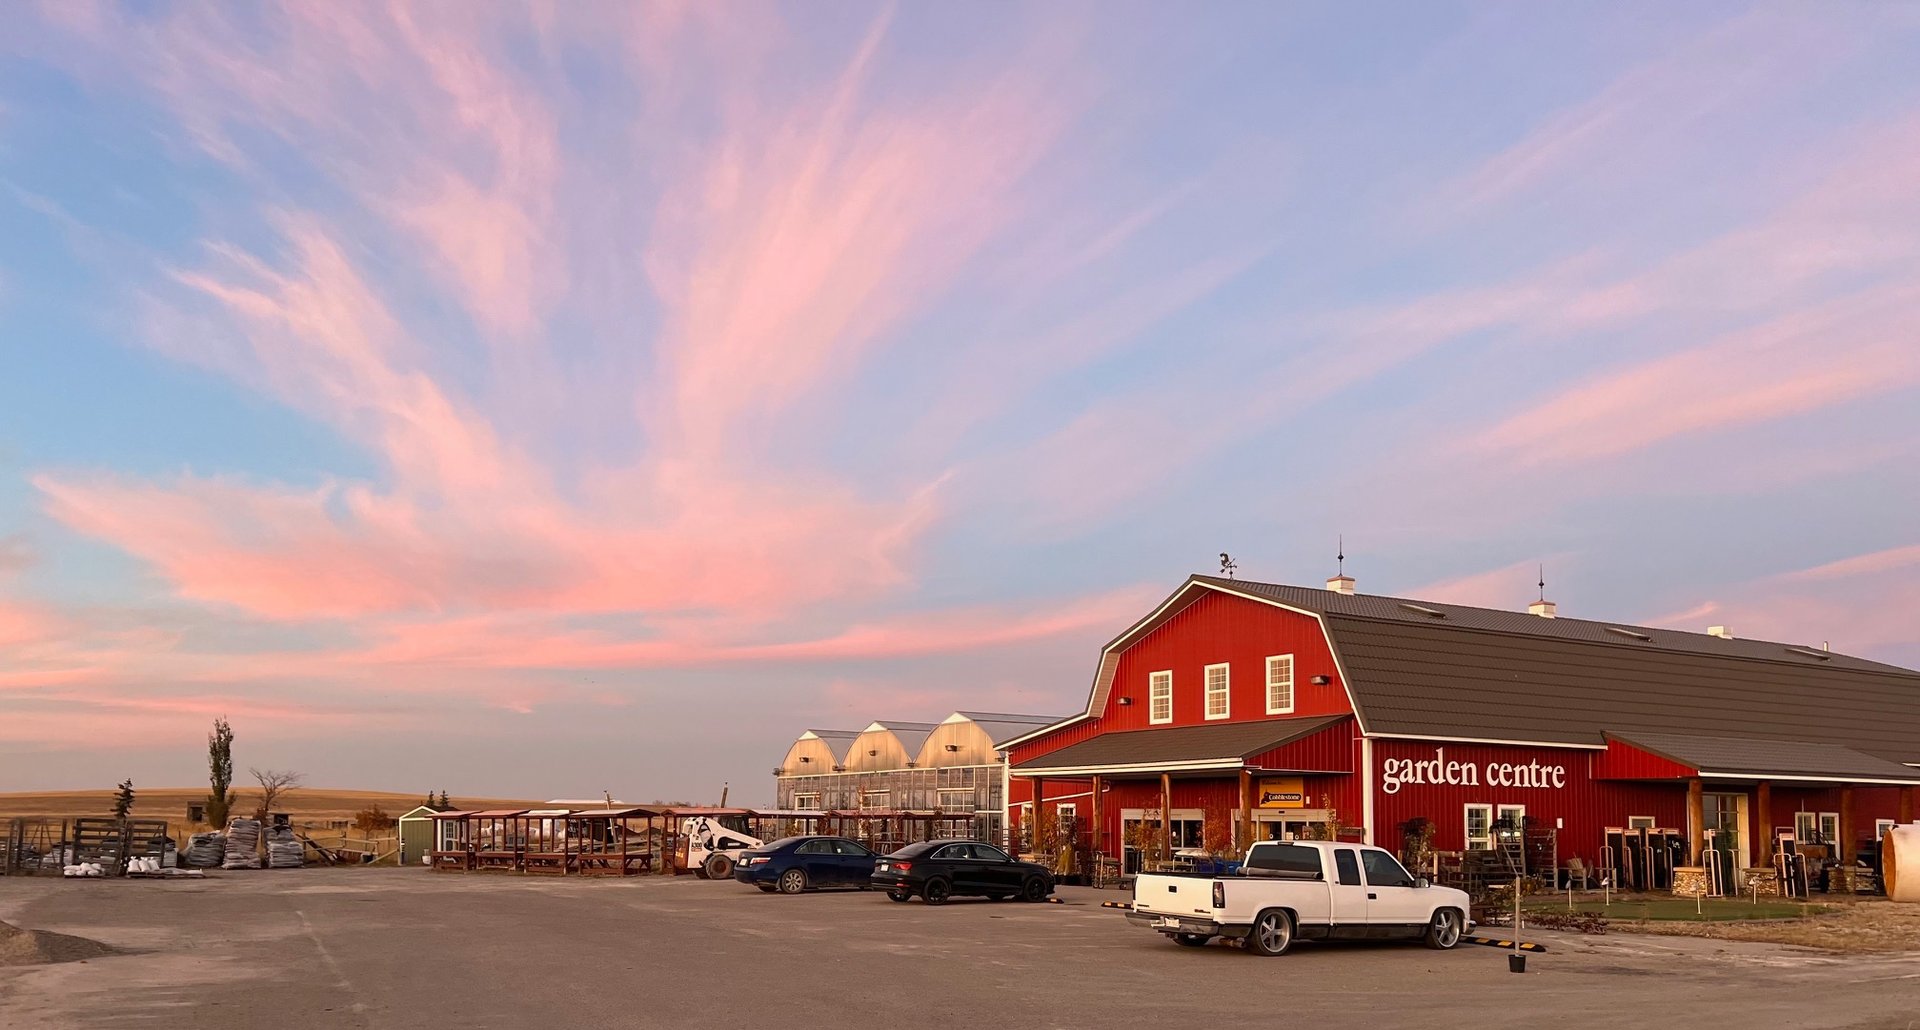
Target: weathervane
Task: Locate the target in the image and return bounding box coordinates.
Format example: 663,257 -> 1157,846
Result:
1337,535 -> 1345,577
1537,564 -> 1546,603
1219,552 -> 1238,579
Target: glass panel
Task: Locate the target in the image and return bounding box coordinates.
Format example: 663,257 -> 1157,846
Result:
1361,850 -> 1415,888
1267,655 -> 1294,712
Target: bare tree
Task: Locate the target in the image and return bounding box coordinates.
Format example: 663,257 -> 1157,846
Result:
250,768 -> 304,818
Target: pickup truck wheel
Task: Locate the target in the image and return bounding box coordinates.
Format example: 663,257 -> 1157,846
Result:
1172,933 -> 1212,947
1424,908 -> 1463,950
778,869 -> 808,895
922,878 -> 952,905
1247,909 -> 1294,956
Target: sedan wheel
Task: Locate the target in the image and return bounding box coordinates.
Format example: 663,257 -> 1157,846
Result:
922,878 -> 952,905
1425,908 -> 1463,950
1246,909 -> 1294,957
1019,877 -> 1049,903
887,889 -> 912,902
778,869 -> 807,895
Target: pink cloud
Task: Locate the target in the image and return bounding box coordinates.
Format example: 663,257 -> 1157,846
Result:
1775,543 -> 1920,583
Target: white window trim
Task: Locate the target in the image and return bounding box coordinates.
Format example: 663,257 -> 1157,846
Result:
1148,670 -> 1173,725
1265,653 -> 1295,715
1876,819 -> 1896,840
1203,662 -> 1231,721
1464,804 -> 1493,851
1497,804 -> 1527,832
1627,815 -> 1655,829
1818,811 -> 1840,844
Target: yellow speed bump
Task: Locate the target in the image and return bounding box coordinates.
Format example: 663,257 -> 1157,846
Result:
1465,936 -> 1547,952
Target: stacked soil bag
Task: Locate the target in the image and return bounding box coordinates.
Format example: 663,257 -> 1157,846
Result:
185,832 -> 226,868
221,818 -> 263,870
266,824 -> 303,869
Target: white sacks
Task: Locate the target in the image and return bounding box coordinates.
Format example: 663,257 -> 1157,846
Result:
222,818 -> 264,869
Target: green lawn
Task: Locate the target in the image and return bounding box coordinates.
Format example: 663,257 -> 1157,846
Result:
1524,898 -> 1834,922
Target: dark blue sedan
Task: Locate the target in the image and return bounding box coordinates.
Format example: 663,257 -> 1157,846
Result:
733,835 -> 878,894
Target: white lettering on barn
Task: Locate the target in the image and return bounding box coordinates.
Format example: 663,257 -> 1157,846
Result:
1379,747 -> 1568,795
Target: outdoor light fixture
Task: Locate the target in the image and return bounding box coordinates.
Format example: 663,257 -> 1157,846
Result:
799,756 -> 811,763
944,744 -> 959,752
1118,697 -> 1134,706
1310,675 -> 1331,685
868,749 -> 879,756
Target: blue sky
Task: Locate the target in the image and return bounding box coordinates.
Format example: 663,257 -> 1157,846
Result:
2,2 -> 1917,802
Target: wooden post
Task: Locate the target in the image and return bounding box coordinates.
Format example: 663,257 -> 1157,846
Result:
1160,773 -> 1173,868
1239,769 -> 1255,850
1031,777 -> 1045,856
1687,778 -> 1705,864
1839,786 -> 1855,865
1090,775 -> 1104,865
1901,786 -> 1915,825
1755,781 -> 1773,867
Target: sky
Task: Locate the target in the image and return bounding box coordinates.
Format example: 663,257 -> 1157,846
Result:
2,2 -> 1918,805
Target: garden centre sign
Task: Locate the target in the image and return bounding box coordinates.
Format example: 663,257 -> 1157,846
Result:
1379,747 -> 1567,795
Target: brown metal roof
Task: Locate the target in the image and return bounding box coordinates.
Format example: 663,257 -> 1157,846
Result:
1015,716 -> 1348,772
1608,732 -> 1920,783
464,809 -> 527,818
1325,615 -> 1920,764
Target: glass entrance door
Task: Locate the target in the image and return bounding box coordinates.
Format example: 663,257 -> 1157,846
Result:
1703,793 -> 1743,893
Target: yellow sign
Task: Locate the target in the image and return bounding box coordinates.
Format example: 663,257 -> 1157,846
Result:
1258,776 -> 1306,809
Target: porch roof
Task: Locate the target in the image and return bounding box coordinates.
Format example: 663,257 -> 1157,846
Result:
1011,715 -> 1348,775
1608,731 -> 1920,785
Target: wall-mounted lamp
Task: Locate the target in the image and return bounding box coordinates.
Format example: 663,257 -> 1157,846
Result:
799,756 -> 811,763
944,744 -> 959,752
905,761 -> 917,768
1310,675 -> 1331,685
1117,697 -> 1134,706
868,749 -> 879,757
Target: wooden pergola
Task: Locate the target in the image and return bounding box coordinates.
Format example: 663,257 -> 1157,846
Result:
426,805 -> 984,876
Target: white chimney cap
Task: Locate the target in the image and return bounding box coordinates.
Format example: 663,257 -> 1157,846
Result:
1325,574 -> 1356,595
1528,599 -> 1557,618
1707,625 -> 1733,639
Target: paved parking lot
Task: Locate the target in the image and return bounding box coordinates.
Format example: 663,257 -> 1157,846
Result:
1,869 -> 1915,1029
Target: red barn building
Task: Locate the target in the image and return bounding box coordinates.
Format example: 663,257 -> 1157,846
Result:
1001,574 -> 1920,886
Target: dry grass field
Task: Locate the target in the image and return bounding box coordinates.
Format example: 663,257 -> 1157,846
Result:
0,787 -> 545,850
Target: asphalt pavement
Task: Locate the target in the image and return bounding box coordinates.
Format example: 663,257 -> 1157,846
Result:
1,868 -> 1914,1029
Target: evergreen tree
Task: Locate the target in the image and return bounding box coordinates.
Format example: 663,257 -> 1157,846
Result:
112,779 -> 136,819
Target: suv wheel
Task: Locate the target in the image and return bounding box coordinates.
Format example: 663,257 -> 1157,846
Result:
1019,877 -> 1049,902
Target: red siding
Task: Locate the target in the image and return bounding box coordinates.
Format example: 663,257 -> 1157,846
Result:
1101,591 -> 1352,730
1007,591 -> 1354,767
1371,740 -> 1686,864
1246,717 -> 1357,772
1593,738 -> 1698,780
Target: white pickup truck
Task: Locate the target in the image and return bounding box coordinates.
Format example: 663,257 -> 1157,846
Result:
1127,840 -> 1471,956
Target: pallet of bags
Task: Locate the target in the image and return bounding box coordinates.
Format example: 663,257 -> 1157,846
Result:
266,824 -> 303,869
222,818 -> 263,869
185,832 -> 226,868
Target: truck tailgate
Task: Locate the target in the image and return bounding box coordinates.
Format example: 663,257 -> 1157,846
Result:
1131,874 -> 1219,918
